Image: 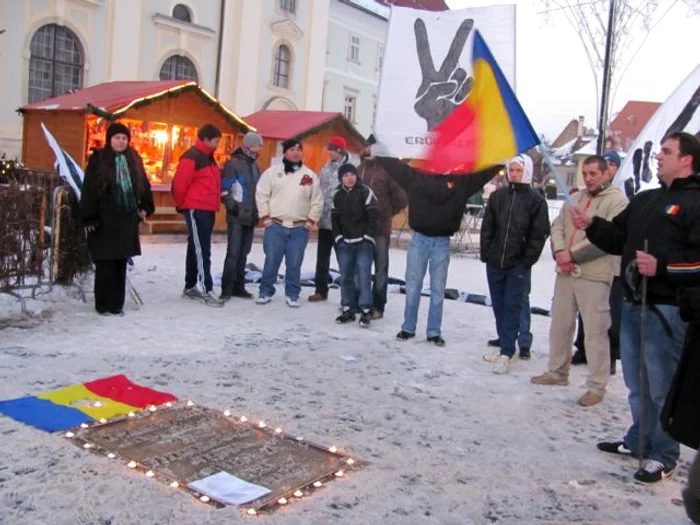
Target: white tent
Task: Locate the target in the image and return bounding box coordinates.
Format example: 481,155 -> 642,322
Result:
613,64 -> 700,194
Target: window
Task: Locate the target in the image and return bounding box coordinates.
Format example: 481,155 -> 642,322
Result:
280,0 -> 296,14
348,35 -> 360,62
159,55 -> 198,82
273,44 -> 291,89
28,24 -> 84,103
172,4 -> 192,23
344,94 -> 356,123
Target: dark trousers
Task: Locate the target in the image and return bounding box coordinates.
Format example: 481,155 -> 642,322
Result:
486,263 -> 529,358
574,276 -> 623,361
184,209 -> 215,292
221,222 -> 255,295
372,235 -> 390,313
314,228 -> 336,297
94,259 -> 127,314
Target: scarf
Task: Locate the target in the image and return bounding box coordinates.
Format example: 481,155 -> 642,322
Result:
242,147 -> 259,161
283,158 -> 302,174
114,154 -> 137,212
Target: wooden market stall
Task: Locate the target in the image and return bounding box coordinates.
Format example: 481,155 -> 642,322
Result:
242,110 -> 366,174
19,81 -> 253,233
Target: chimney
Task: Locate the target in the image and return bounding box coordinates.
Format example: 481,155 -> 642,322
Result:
577,116 -> 585,137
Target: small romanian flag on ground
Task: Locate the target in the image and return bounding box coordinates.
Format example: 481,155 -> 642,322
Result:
0,375 -> 177,432
424,30 -> 540,174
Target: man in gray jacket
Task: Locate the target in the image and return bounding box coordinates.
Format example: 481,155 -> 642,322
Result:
309,136 -> 349,302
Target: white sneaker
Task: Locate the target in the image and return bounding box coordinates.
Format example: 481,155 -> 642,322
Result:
256,296 -> 272,305
493,355 -> 510,374
285,296 -> 300,308
483,352 -> 518,363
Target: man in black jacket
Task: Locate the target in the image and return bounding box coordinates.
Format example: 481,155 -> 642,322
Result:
480,154 -> 550,374
220,132 -> 263,300
571,131 -> 700,484
332,163 -> 379,327
375,156 -> 501,346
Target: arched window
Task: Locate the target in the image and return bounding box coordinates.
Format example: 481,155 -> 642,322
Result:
273,44 -> 291,89
28,24 -> 84,103
159,55 -> 198,82
172,4 -> 192,23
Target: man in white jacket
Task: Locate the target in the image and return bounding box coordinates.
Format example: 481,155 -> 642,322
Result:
255,139 -> 323,307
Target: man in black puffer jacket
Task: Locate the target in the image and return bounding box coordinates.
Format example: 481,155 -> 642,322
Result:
332,164 -> 379,327
480,154 -> 550,374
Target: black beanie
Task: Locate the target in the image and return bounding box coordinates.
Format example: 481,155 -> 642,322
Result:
338,163 -> 357,181
197,123 -> 222,141
282,139 -> 301,153
106,122 -> 130,144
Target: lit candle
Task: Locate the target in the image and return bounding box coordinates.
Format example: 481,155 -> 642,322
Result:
93,401 -> 103,408
65,432 -> 75,438
127,412 -> 135,418
99,418 -> 107,424
296,436 -> 304,441
258,421 -> 266,429
293,490 -> 303,498
186,400 -> 194,407
83,443 -> 92,449
223,410 -> 231,417
145,471 -> 155,477
127,461 -> 137,468
274,428 -> 283,435
149,405 -> 157,412
329,446 -> 338,453
277,497 -> 288,505
170,481 -> 179,488
335,470 -> 344,477
80,423 -> 89,428
200,495 -> 210,503
165,402 -> 173,407
107,453 -> 116,459
240,416 -> 248,423
313,481 -> 323,488
246,509 -> 257,516
346,458 -> 355,465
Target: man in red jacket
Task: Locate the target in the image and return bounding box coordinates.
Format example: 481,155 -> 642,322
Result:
172,124 -> 224,307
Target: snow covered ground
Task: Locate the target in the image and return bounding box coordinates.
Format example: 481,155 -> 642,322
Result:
0,237 -> 695,525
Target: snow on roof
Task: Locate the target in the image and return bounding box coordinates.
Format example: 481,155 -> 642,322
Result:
551,137 -> 577,158
345,0 -> 390,18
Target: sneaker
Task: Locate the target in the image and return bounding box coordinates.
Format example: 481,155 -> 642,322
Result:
285,296 -> 300,308
370,310 -> 384,320
571,349 -> 587,365
531,372 -> 569,386
487,338 -> 501,347
483,352 -> 517,363
578,391 -> 604,407
493,355 -> 509,374
359,310 -> 371,328
182,287 -> 204,300
232,289 -> 253,299
596,439 -> 633,457
308,292 -> 327,302
519,347 -> 531,360
256,296 -> 272,305
396,330 -> 415,341
202,292 -> 225,308
336,309 -> 356,324
427,335 -> 446,347
633,460 -> 674,484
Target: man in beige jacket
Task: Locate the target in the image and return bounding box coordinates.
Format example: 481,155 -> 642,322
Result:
531,155 -> 628,406
255,139 -> 323,307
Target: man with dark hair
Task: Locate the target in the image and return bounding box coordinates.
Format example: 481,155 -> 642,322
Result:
172,123 -> 224,307
531,155 -> 628,406
571,131 -> 700,483
255,139 -> 323,307
220,131 -> 264,300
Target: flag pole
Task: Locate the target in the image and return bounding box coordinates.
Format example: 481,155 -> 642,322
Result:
539,145 -> 574,207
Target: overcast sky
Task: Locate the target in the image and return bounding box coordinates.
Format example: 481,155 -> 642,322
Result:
445,0 -> 700,141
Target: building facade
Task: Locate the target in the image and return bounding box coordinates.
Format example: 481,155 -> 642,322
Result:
0,0 -> 330,158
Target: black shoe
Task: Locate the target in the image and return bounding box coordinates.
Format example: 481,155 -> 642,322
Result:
519,347 -> 531,360
610,360 -> 617,375
396,330 -> 415,341
633,460 -> 674,484
597,439 -> 633,456
232,289 -> 253,299
220,293 -> 232,302
571,349 -> 587,365
427,335 -> 446,347
487,338 -> 501,347
336,310 -> 356,324
359,311 -> 371,328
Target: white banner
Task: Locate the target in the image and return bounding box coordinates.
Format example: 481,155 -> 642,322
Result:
374,5 -> 516,160
41,123 -> 84,198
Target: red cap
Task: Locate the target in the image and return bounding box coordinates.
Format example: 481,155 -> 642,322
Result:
328,136 -> 347,151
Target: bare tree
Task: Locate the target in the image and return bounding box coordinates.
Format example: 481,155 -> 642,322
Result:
539,0 -> 699,125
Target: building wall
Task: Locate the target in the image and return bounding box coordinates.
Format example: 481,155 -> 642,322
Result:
323,0 -> 387,137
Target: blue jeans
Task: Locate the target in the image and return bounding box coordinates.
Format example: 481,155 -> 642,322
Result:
519,269 -> 533,348
337,241 -> 373,311
183,209 -> 215,292
402,232 -> 450,338
620,301 -> 686,468
258,223 -> 309,300
486,263 -> 529,358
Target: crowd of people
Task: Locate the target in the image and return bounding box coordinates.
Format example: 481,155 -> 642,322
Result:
78,121 -> 700,520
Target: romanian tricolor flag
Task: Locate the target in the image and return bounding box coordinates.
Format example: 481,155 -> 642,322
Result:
424,30 -> 540,174
0,375 -> 177,432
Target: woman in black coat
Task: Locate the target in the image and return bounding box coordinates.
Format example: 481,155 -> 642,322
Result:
80,122 -> 154,315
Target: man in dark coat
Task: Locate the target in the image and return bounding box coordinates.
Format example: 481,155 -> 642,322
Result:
220,132 -> 263,300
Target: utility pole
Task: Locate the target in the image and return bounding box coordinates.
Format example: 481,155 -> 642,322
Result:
596,0 -> 616,155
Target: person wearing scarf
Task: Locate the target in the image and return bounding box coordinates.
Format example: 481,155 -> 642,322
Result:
80,122 -> 154,316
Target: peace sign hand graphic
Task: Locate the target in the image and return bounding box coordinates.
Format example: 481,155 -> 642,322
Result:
413,18 -> 474,131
